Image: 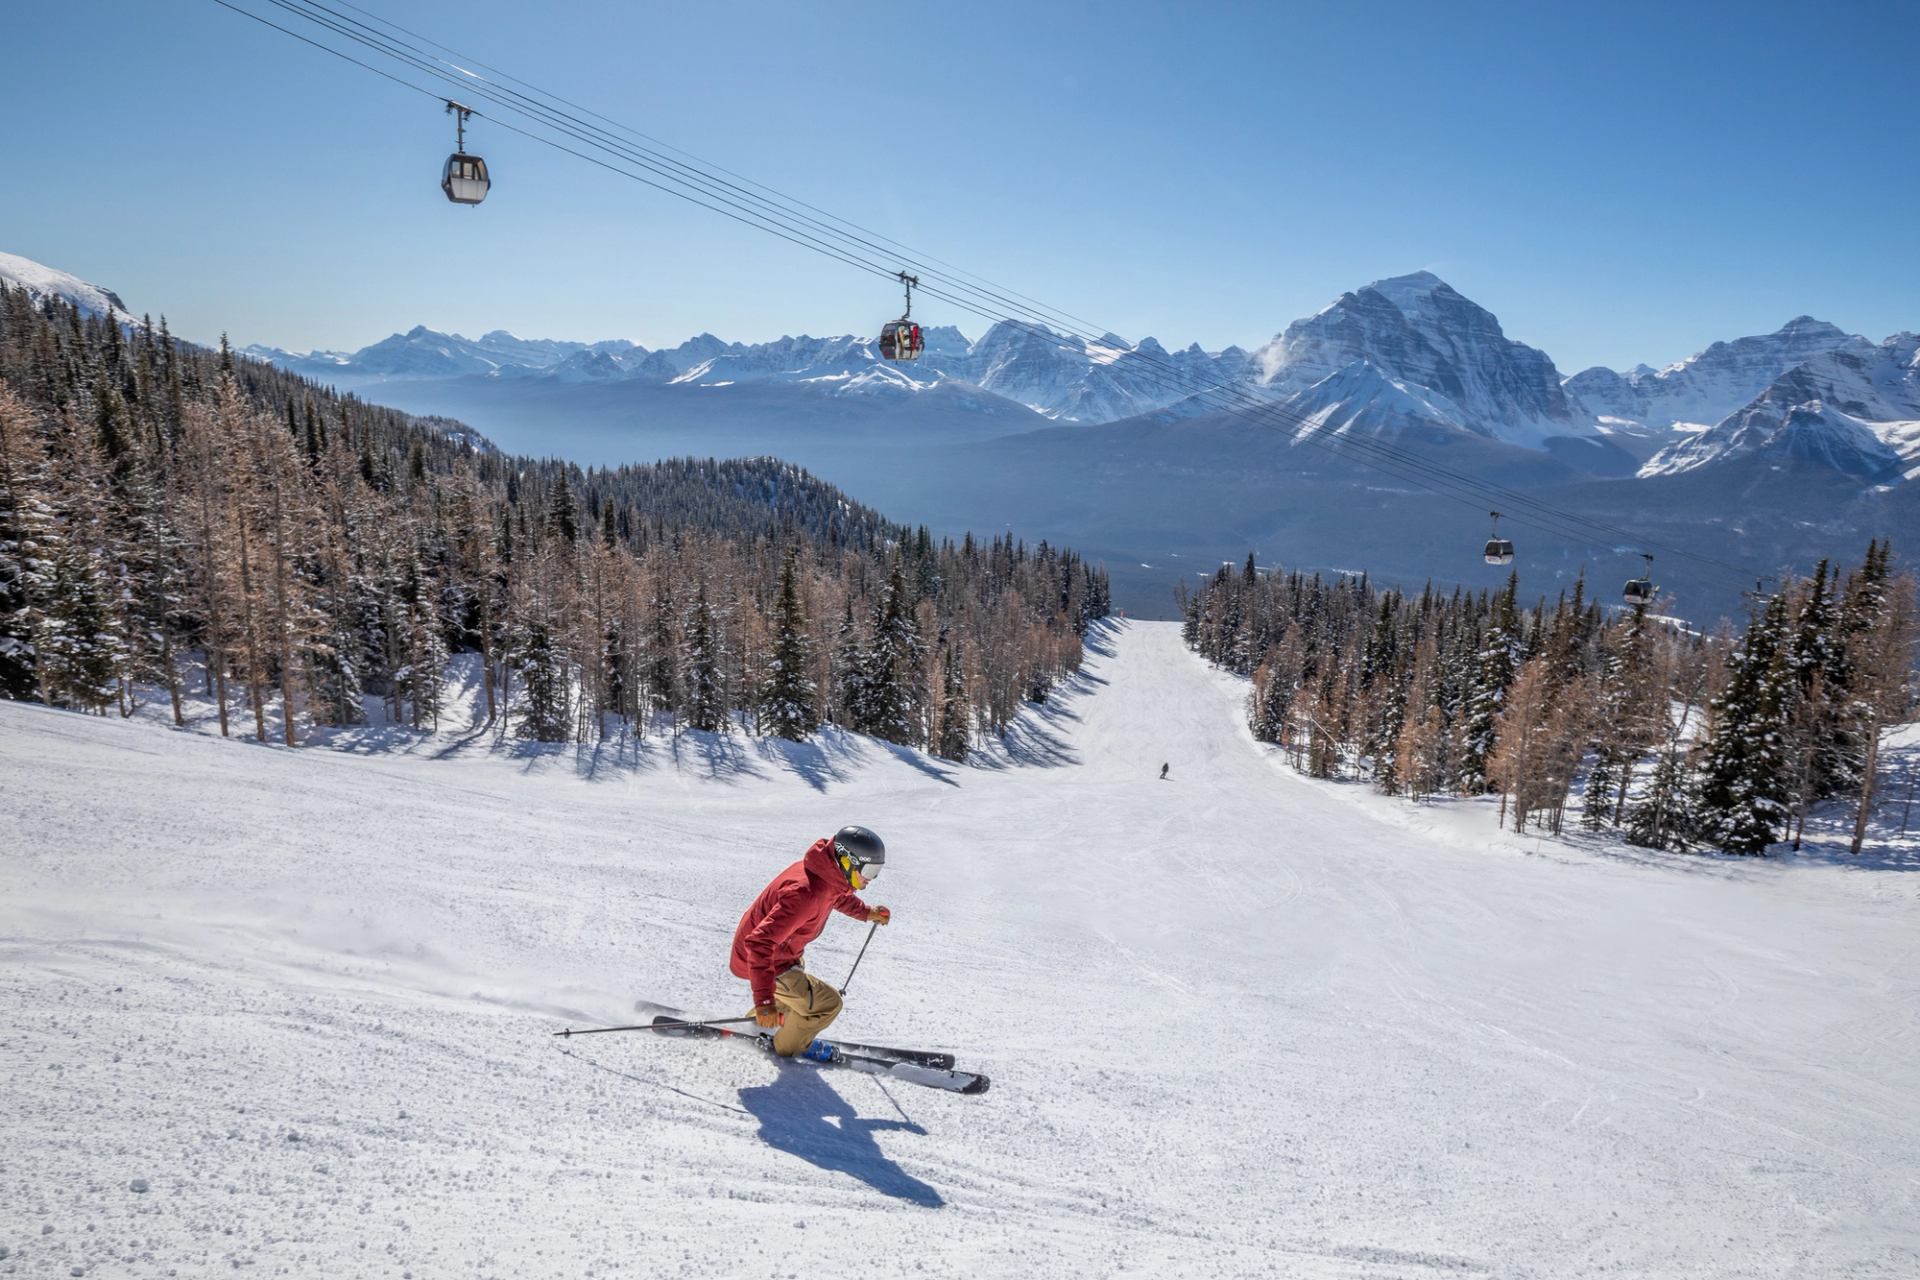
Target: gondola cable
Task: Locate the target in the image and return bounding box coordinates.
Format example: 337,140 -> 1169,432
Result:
233,0 -> 1758,575
211,0 -> 1772,595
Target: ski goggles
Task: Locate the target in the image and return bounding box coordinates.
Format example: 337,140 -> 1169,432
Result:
840,854 -> 881,886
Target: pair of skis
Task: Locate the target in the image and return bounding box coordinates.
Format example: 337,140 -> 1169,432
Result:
605,1002 -> 987,1095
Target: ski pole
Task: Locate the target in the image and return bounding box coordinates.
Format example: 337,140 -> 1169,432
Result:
840,922 -> 879,995
553,1016 -> 756,1039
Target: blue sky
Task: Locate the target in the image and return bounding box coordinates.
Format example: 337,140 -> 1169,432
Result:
4,0 -> 1915,371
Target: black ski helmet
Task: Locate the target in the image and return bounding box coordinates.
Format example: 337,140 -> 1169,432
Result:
832,825 -> 885,885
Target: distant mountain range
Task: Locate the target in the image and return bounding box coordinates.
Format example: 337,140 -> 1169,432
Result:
8,249 -> 1916,621
229,267 -> 1920,489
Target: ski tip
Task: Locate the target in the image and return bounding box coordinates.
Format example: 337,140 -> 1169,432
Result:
962,1074 -> 991,1096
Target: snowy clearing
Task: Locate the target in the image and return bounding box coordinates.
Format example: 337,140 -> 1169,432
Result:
3,621 -> 1918,1278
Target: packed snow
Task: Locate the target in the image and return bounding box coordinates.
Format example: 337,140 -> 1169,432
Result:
4,622 -> 1918,1278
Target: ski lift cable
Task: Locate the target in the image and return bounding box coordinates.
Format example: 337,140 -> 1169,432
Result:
218,0 -> 1749,578
214,0 -> 1763,588
244,0 -> 928,275
265,0 -> 1135,350
322,0 -> 1121,339
212,0 -> 923,287
233,10 -> 1681,569
236,0 -> 1753,571
265,0 -> 1761,569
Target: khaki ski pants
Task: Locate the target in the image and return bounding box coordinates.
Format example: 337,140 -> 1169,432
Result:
770,967 -> 843,1056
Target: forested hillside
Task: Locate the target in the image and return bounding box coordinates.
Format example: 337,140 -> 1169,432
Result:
1182,551 -> 1914,854
0,284 -> 1108,755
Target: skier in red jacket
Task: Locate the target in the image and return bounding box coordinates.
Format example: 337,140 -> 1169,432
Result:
731,826 -> 891,1057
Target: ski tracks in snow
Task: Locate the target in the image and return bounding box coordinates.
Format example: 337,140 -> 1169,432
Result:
5,622 -> 1920,1277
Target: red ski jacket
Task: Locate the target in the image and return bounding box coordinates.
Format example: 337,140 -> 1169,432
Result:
730,837 -> 873,1006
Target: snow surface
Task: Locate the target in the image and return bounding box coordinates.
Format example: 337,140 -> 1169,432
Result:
4,622 -> 1919,1278
0,250 -> 138,326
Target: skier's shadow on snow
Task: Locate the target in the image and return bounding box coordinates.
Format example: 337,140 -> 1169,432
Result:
738,1066 -> 945,1207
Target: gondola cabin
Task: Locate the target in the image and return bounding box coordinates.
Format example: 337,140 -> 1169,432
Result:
879,319 -> 924,361
1622,577 -> 1655,606
442,152 -> 490,205
1484,538 -> 1515,565
441,101 -> 489,206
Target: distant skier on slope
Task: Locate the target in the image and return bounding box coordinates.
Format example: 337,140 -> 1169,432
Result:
731,825 -> 891,1057
1160,762 -> 1169,780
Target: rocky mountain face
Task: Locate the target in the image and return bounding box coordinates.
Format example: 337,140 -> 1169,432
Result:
1253,272 -> 1583,447
1270,359 -> 1468,445
1643,333 -> 1920,478
15,244 -> 1913,624
1564,316 -> 1869,432
18,245 -> 1914,498
250,315 -> 1254,425
239,271 -> 1608,452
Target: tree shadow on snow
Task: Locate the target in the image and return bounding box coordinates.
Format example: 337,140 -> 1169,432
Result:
1783,737 -> 1920,872
738,1064 -> 945,1208
1080,617 -> 1124,659
972,672 -> 1101,771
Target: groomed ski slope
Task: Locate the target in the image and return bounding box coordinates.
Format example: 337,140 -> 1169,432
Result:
3,621 -> 1917,1279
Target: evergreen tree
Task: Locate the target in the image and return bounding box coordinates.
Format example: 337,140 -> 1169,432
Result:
393,550 -> 448,729
0,381 -> 52,699
36,513 -> 126,712
758,547 -> 818,741
1625,745 -> 1694,851
850,557 -> 923,743
1459,573 -> 1521,793
1583,602 -> 1656,830
682,578 -> 727,733
644,567 -> 678,717
829,596 -> 862,728
1695,593 -> 1794,854
934,641 -> 971,761
544,473 -> 578,545
510,610 -> 571,742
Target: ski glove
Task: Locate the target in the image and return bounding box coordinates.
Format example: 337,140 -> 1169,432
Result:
752,1004 -> 781,1029
866,906 -> 891,925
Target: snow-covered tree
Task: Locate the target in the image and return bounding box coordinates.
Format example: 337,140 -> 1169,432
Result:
758,547 -> 818,741
0,380 -> 53,701
1694,593 -> 1794,855
681,578 -> 727,733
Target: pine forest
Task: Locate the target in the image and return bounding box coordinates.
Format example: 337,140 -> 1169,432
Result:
1182,549 -> 1915,855
0,283 -> 1109,759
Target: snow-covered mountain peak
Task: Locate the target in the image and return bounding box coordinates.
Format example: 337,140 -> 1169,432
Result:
1282,358 -> 1474,443
1568,313 -> 1873,449
1641,330 -> 1920,479
1254,272 -> 1579,446
1360,269 -> 1454,318
0,250 -> 138,325
1770,314 -> 1848,343
919,325 -> 973,358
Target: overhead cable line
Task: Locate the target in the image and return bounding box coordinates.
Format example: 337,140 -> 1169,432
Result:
235,0 -> 1747,570
211,0 -> 1765,589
